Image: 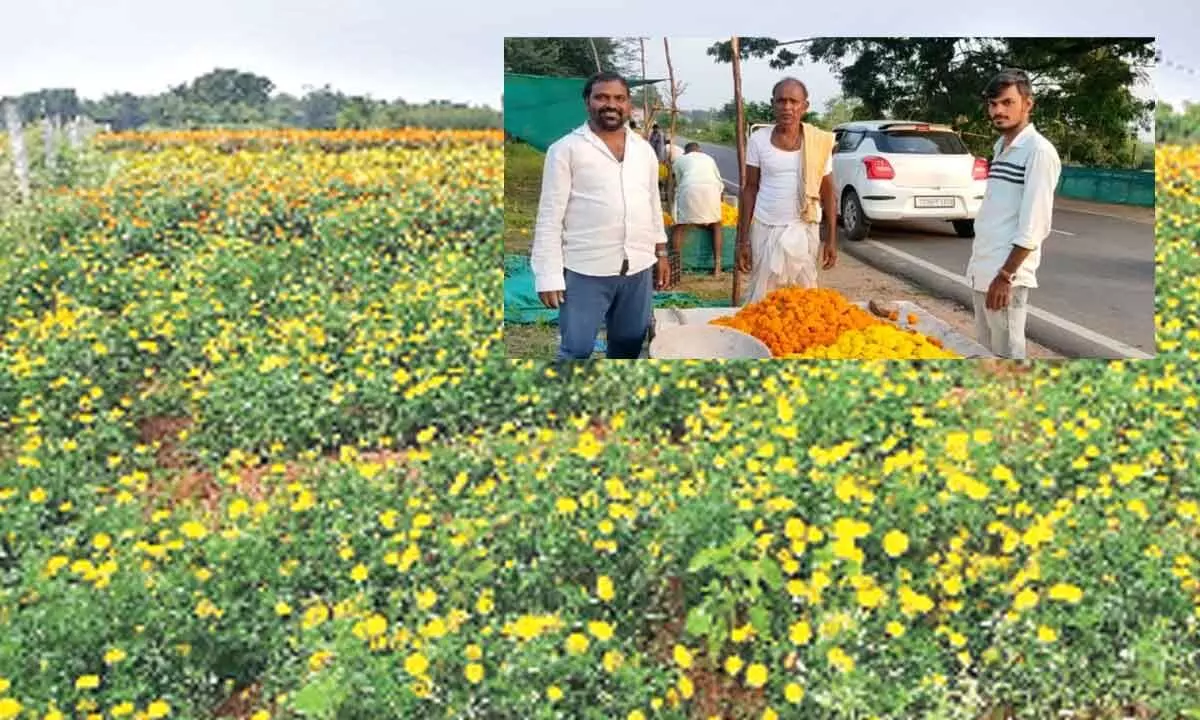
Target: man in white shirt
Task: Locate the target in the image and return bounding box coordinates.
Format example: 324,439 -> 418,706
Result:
735,78 -> 838,303
966,68 -> 1062,359
671,142 -> 725,275
530,71 -> 671,360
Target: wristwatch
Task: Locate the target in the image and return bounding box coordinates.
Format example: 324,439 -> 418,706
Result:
655,247 -> 669,258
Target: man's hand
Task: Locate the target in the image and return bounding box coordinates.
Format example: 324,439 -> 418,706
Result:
538,290 -> 564,309
985,275 -> 1011,311
655,256 -> 671,290
820,240 -> 838,270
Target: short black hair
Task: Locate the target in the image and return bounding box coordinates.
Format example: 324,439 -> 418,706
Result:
772,77 -> 809,101
583,71 -> 630,100
652,123 -> 660,129
984,68 -> 1033,100
685,142 -> 701,152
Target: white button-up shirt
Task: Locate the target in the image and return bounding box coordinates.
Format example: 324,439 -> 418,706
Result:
966,123 -> 1062,291
530,124 -> 667,293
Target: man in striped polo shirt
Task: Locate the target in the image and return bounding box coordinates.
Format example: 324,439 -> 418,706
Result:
966,69 -> 1062,359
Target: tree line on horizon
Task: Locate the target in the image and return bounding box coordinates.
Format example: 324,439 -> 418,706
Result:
2,68 -> 501,131
504,37 -> 1163,167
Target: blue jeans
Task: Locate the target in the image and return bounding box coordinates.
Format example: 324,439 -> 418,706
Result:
558,268 -> 653,360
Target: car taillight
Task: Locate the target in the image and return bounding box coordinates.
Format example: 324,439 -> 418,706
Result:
863,156 -> 895,180
973,157 -> 989,180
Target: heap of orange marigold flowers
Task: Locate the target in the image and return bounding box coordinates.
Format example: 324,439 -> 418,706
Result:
711,287 -> 959,359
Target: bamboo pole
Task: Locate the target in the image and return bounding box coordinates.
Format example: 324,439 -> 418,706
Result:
639,38 -> 649,136
730,36 -> 747,306
589,38 -> 603,72
663,38 -> 678,203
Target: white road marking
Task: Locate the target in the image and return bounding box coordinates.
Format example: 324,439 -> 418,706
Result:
1056,205 -> 1154,225
862,240 -> 1154,359
1050,228 -> 1075,236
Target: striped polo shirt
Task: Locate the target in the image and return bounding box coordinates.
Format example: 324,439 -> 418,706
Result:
966,123 -> 1062,292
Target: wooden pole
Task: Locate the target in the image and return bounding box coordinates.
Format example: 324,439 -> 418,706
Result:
589,38 -> 603,72
730,36 -> 747,306
664,38 -> 678,202
639,38 -> 649,136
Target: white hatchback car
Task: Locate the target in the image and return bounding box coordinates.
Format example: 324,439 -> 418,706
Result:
831,120 -> 989,241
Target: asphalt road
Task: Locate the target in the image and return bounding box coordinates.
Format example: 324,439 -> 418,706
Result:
678,136 -> 1156,354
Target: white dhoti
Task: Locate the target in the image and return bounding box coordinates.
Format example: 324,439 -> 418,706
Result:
673,183 -> 722,225
744,219 -> 821,305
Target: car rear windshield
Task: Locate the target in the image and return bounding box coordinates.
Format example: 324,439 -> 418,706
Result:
875,130 -> 969,155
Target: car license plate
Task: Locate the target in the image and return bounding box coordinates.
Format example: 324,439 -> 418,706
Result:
915,196 -> 955,208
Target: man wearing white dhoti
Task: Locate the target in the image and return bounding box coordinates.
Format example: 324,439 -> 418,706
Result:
735,78 -> 838,304
671,142 -> 725,275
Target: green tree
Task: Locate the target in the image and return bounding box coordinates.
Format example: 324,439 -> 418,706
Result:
504,38 -> 633,77
823,95 -> 866,126
707,37 -> 1155,166
299,86 -> 344,129
183,68 -> 275,108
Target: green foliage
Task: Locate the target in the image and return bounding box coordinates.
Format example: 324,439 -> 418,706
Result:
1157,101 -> 1200,144
707,37 -> 1154,166
1,135 -> 1198,719
5,69 -> 499,132
503,37 -> 634,78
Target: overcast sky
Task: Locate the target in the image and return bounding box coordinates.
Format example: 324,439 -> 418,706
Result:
1,0 -> 1196,118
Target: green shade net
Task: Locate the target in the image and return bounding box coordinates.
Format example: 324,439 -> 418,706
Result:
676,226 -> 737,273
504,254 -> 727,325
503,73 -> 664,153
1057,166 -> 1154,207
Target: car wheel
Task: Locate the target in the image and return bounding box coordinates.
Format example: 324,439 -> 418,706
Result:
842,189 -> 870,241
952,219 -> 975,238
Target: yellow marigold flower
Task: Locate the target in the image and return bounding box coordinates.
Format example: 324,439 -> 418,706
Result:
744,663 -> 768,688
179,521 -> 207,540
678,674 -> 694,699
596,575 -> 615,602
588,621 -> 615,641
827,646 -> 855,673
789,620 -> 812,645
1048,583 -> 1084,603
673,644 -> 693,669
404,652 -> 429,677
603,649 -> 625,673
882,530 -> 909,557
785,682 -> 805,703
1013,588 -> 1039,612
464,663 -> 485,684
565,633 -> 590,655
0,699 -> 22,720
75,674 -> 101,690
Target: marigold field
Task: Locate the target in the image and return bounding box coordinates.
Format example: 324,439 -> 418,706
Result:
0,135 -> 1198,720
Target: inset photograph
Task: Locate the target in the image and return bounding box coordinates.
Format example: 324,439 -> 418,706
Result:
503,37 -> 1156,360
